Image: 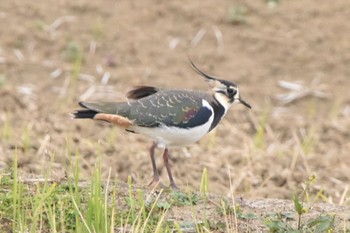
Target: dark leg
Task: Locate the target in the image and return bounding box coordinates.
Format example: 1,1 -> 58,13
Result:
163,148 -> 178,189
148,142 -> 165,187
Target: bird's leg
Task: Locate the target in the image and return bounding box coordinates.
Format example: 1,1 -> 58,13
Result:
162,148 -> 178,189
148,142 -> 165,188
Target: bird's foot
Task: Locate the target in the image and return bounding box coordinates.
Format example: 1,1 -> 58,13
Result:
169,181 -> 179,190
148,177 -> 166,189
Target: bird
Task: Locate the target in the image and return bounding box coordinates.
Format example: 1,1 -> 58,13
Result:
73,60 -> 251,189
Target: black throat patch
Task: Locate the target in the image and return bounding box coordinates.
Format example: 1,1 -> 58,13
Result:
208,99 -> 226,132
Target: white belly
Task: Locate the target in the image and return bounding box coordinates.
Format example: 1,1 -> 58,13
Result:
131,121 -> 211,147
129,100 -> 215,147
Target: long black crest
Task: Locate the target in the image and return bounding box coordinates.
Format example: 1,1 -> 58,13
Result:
188,58 -> 237,87
188,58 -> 218,81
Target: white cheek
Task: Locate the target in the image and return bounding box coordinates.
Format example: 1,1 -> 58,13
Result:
214,93 -> 231,114
234,89 -> 240,100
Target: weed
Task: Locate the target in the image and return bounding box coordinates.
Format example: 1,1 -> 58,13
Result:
264,218 -> 294,232
65,41 -> 82,64
293,194 -> 307,229
228,5 -> 248,25
62,41 -> 83,104
90,19 -> 105,40
1,113 -> 11,140
11,150 -> 20,233
0,74 -> 6,88
328,97 -> 343,120
265,175 -> 335,232
219,199 -> 257,220
22,123 -> 32,153
300,126 -> 316,155
0,154 -> 342,232
200,167 -> 209,200
171,191 -> 198,206
294,175 -> 316,229
266,0 -> 280,8
254,107 -> 269,149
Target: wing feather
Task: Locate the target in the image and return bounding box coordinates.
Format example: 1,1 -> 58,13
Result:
126,86 -> 159,100
76,90 -> 213,129
127,90 -> 212,128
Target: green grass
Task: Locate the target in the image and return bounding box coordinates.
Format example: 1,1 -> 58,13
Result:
1,150 -> 172,232
89,19 -> 105,41
253,106 -> 269,149
21,124 -> 32,154
0,152 -> 346,232
0,149 -> 218,232
228,5 -> 248,25
61,40 -> 83,106
0,74 -> 6,88
264,175 -> 336,232
1,113 -> 11,141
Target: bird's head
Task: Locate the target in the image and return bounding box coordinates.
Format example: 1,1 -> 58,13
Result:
189,60 -> 251,110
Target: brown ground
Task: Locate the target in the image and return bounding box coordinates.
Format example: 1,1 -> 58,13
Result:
1,0 -> 350,230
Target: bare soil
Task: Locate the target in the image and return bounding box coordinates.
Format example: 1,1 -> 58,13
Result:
1,0 -> 350,230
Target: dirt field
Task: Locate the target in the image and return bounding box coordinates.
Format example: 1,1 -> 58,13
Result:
0,0 -> 349,222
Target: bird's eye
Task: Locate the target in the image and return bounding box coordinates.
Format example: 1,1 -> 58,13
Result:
227,88 -> 236,95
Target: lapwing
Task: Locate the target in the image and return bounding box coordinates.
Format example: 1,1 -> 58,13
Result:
73,60 -> 251,189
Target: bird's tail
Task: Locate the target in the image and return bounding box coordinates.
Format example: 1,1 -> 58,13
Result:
72,109 -> 98,119
72,101 -> 133,127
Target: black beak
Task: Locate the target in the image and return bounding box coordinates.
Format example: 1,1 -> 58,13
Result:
239,98 -> 251,109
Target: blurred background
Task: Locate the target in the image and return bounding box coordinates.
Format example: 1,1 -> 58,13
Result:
0,0 -> 349,203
